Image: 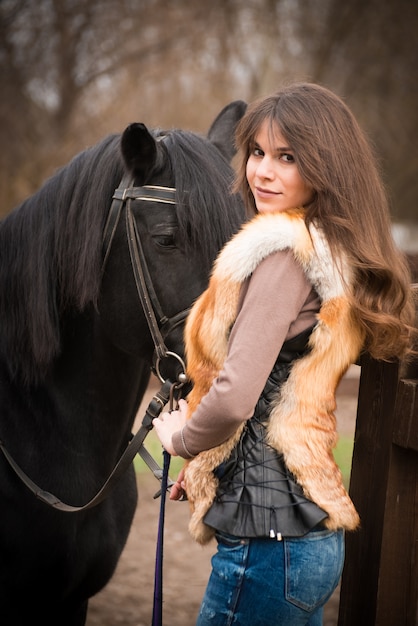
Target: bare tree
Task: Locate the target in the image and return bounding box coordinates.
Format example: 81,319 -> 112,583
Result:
308,0 -> 418,221
0,0 -> 247,213
1,0 -> 417,222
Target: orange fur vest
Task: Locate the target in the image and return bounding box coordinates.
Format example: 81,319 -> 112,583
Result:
183,209 -> 364,545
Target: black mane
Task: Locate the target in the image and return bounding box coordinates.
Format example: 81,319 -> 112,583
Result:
0,129 -> 243,383
162,129 -> 241,266
0,134 -> 122,383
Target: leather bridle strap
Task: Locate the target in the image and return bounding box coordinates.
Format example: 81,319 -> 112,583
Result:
126,205 -> 190,360
0,179 -> 190,511
125,201 -> 168,360
0,379 -> 176,512
102,180 -> 177,270
103,178 -> 190,367
101,179 -> 128,272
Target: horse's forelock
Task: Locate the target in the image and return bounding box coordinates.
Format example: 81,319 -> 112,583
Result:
164,131 -> 245,271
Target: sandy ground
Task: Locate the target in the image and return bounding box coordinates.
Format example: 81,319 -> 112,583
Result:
86,367 -> 360,626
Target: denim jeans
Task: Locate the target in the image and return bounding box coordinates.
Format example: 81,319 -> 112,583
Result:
195,528 -> 344,626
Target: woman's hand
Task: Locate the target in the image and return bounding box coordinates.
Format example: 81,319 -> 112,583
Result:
169,466 -> 187,501
152,398 -> 189,456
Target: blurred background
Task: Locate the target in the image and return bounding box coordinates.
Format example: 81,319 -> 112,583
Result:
1,0 -> 417,254
1,5 -> 414,621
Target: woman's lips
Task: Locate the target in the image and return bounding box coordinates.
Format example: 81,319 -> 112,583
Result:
255,186 -> 280,198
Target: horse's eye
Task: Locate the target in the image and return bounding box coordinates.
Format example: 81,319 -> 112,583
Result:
153,232 -> 177,249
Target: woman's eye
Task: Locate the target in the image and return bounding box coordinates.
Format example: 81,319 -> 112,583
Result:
253,147 -> 264,157
281,153 -> 295,163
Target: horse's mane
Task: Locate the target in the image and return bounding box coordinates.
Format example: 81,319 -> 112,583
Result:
0,134 -> 122,384
0,129 -> 244,384
162,129 -> 243,269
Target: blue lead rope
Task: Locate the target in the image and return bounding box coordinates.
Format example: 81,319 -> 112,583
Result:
152,447 -> 171,626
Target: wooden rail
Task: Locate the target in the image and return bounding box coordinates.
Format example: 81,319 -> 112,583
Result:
338,285 -> 418,625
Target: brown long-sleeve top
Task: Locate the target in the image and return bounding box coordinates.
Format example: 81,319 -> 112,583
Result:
172,248 -> 321,458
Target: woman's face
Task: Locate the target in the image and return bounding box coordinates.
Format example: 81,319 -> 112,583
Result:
246,120 -> 313,213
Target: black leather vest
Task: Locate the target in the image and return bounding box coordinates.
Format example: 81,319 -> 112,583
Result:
203,326 -> 328,539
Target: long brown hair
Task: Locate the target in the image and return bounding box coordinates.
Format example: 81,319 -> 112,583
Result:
234,82 -> 415,361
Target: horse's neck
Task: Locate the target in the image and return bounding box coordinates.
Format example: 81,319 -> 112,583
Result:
4,312 -> 151,474
51,313 -> 150,438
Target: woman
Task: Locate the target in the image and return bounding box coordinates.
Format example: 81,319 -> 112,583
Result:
153,83 -> 415,625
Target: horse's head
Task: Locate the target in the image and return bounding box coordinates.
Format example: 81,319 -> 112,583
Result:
0,102 -> 246,386
98,102 -> 247,383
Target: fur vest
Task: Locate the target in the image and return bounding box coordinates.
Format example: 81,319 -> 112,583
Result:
184,209 -> 364,545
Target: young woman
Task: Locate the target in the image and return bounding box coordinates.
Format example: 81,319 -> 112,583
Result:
153,83 -> 415,625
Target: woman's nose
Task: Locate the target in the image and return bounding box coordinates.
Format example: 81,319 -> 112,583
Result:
256,156 -> 274,179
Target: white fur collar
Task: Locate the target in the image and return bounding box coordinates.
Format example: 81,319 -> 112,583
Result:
214,210 -> 350,301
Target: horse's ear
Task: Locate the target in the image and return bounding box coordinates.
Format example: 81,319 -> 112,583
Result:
207,100 -> 247,163
120,122 -> 158,183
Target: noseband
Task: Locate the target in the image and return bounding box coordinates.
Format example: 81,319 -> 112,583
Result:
102,174 -> 189,384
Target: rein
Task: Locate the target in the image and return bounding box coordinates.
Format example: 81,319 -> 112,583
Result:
0,175 -> 191,624
0,176 -> 191,509
0,379 -> 178,511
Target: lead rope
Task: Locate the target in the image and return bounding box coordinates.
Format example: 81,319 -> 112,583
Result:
152,447 -> 171,626
152,382 -> 182,626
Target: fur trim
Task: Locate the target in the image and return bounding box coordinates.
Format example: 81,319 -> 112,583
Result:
184,210 -> 364,544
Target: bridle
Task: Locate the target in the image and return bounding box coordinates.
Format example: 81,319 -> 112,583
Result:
103,173 -> 190,383
0,163 -> 196,626
105,175 -> 194,625
0,173 -> 193,511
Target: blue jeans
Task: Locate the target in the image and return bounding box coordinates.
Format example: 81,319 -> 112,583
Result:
196,528 -> 344,626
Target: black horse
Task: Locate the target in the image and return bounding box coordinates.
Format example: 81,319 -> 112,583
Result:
0,102 -> 246,625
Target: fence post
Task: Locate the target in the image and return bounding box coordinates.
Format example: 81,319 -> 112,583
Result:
338,285 -> 418,626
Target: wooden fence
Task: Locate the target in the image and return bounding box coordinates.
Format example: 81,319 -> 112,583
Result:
338,285 -> 418,625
